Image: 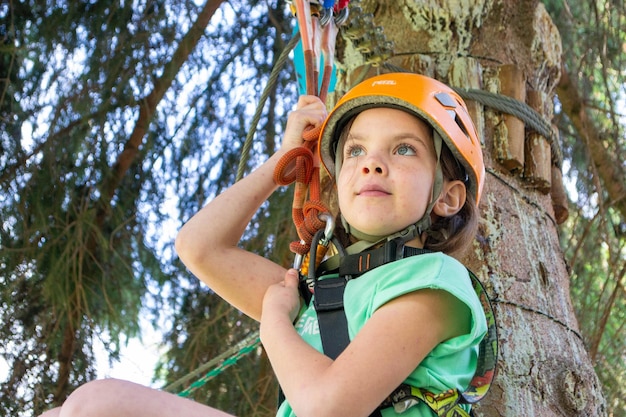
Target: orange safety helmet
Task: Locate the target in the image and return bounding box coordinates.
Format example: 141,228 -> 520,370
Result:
318,72 -> 485,204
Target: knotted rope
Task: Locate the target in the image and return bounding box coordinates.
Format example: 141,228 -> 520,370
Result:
272,1 -> 349,270
273,125 -> 329,259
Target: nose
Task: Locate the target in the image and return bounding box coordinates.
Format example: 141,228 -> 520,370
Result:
361,155 -> 386,175
362,166 -> 384,174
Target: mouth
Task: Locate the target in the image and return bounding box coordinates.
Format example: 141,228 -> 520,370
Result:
357,185 -> 390,197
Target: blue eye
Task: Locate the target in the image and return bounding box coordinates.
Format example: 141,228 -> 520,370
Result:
346,145 -> 365,158
396,144 -> 416,156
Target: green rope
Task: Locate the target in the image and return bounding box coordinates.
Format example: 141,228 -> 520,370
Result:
163,331 -> 261,397
236,33 -> 301,182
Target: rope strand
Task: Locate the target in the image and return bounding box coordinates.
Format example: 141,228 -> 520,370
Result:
236,34 -> 301,182
163,331 -> 261,397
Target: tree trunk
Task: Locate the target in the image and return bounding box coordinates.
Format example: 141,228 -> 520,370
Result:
332,0 -> 606,415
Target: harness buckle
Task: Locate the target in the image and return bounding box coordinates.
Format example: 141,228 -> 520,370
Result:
393,399 -> 420,414
313,275 -> 347,311
385,237 -> 406,262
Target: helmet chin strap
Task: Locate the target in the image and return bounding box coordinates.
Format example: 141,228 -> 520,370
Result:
341,132 -> 444,252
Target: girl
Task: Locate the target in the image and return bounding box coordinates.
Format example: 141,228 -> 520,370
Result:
40,73 -> 487,417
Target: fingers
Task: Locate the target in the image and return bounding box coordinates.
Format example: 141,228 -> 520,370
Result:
261,269 -> 302,324
296,94 -> 328,110
282,96 -> 328,151
293,95 -> 327,128
284,268 -> 300,288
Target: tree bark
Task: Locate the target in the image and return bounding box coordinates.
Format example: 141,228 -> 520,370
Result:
332,0 -> 606,415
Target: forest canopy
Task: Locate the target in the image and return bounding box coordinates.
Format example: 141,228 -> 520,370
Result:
0,0 -> 624,416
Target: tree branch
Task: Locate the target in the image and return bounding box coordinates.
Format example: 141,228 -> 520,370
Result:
556,63 -> 626,220
98,0 -> 226,217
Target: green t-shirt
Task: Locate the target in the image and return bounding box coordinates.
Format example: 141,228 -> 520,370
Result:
277,252 -> 488,417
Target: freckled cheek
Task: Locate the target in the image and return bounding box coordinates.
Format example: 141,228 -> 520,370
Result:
335,180 -> 350,212
336,165 -> 358,189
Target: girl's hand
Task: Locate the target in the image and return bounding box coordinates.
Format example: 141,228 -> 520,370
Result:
261,268 -> 302,324
281,95 -> 327,152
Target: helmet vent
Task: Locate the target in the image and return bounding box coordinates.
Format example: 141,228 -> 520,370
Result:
434,92 -> 457,108
454,113 -> 471,138
436,92 -> 471,139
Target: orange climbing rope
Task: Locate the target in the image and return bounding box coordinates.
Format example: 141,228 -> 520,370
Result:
274,0 -> 349,273
292,0 -> 318,95
318,14 -> 337,103
273,124 -> 329,267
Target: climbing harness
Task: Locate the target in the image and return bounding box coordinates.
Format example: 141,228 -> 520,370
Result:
300,236 -> 498,417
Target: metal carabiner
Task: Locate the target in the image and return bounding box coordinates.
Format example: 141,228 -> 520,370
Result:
293,241 -> 306,270
305,213 -> 336,289
293,213 -> 335,271
334,4 -> 349,26
317,212 -> 335,247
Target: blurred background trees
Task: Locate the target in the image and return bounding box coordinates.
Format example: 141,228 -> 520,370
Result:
0,0 -> 623,416
545,0 -> 626,412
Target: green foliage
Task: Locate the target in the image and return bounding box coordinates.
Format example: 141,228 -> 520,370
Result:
2,0 -> 623,416
561,204 -> 626,415
545,0 -> 626,414
1,0 -> 296,415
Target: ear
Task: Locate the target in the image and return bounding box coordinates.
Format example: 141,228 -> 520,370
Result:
433,180 -> 466,217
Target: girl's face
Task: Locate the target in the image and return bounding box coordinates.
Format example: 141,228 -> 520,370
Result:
337,107 -> 437,244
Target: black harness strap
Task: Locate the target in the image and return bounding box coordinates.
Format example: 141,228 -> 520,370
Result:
313,276 -> 350,359
337,239 -> 430,277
